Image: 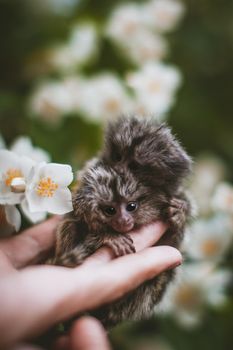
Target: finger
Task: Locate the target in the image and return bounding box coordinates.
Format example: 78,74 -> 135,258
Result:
0,250 -> 16,275
53,336 -> 69,350
84,221 -> 167,266
70,317 -> 111,350
77,246 -> 182,311
0,245 -> 181,347
0,216 -> 60,269
9,344 -> 44,350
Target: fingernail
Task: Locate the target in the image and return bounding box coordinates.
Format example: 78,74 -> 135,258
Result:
168,260 -> 182,270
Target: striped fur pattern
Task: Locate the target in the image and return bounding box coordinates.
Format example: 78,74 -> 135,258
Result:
52,116 -> 193,327
102,116 -> 192,192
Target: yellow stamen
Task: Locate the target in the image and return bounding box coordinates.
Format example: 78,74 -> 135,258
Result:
226,194 -> 233,207
5,169 -> 23,187
37,177 -> 58,197
201,240 -> 220,257
175,285 -> 201,310
124,22 -> 137,35
104,98 -> 120,113
11,177 -> 26,193
141,48 -> 154,60
148,81 -> 161,93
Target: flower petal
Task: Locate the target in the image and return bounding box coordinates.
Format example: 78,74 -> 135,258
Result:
5,205 -> 21,232
0,150 -> 21,175
20,198 -> 47,223
0,151 -> 35,205
11,136 -> 51,163
27,187 -> 73,215
41,163 -> 73,187
0,180 -> 24,205
47,188 -> 73,215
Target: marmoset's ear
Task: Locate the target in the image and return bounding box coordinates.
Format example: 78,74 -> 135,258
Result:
134,124 -> 192,181
102,116 -> 134,162
102,116 -> 154,163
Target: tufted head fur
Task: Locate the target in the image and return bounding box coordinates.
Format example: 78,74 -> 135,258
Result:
101,116 -> 192,193
72,162 -> 165,233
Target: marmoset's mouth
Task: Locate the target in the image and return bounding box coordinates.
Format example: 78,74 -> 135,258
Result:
112,222 -> 134,233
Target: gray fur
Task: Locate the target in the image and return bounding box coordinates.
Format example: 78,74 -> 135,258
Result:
51,116 -> 193,327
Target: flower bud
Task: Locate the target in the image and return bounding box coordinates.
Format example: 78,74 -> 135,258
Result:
10,177 -> 26,193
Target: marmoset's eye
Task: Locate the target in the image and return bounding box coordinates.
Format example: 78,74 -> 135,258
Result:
126,202 -> 138,212
112,152 -> 122,162
129,161 -> 138,171
104,206 -> 116,216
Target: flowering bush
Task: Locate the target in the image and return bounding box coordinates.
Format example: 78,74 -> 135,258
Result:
29,1 -> 183,124
0,0 -> 232,349
158,156 -> 233,327
0,140 -> 73,231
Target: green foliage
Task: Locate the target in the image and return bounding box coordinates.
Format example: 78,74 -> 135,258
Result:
1,1 -> 232,173
0,1 -> 232,349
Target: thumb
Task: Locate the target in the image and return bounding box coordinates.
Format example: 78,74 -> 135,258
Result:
70,317 -> 111,350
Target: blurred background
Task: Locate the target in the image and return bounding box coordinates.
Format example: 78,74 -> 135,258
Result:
0,0 -> 232,349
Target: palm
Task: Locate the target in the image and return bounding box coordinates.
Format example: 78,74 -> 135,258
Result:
0,217 -> 181,349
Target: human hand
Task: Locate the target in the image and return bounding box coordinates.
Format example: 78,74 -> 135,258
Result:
0,217 -> 182,349
53,316 -> 111,350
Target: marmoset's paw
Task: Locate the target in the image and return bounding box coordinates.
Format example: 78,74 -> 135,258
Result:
167,198 -> 188,229
104,234 -> 136,257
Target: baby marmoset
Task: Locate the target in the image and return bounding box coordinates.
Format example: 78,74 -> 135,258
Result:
52,116 -> 193,327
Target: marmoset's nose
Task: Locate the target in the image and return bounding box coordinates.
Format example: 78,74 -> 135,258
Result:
120,217 -> 132,225
112,216 -> 134,233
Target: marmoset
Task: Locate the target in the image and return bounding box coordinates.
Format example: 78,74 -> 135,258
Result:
52,116 -> 193,327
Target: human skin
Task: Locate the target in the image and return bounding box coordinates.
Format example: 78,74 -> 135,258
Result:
0,217 -> 182,349
53,316 -> 112,350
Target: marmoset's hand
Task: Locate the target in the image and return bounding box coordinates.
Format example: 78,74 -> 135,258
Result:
0,217 -> 181,350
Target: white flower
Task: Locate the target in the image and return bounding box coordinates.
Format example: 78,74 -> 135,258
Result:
62,76 -> 86,111
183,215 -> 233,261
26,162 -> 73,215
0,205 -> 21,236
106,4 -> 167,66
20,198 -> 47,224
106,3 -> 145,42
0,149 -> 74,224
30,81 -> 75,123
0,150 -> 35,205
159,263 -> 230,327
11,136 -> 51,163
192,156 -> 226,193
80,74 -> 132,122
190,156 -> 226,215
212,182 -> 233,214
5,205 -> 21,232
144,0 -> 185,32
49,23 -> 98,71
9,136 -> 51,223
127,62 -> 181,118
120,29 -> 168,65
69,23 -> 98,64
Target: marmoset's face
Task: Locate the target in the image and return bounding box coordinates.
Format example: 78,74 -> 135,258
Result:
95,191 -> 161,234
74,164 -> 161,233
100,200 -> 138,233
